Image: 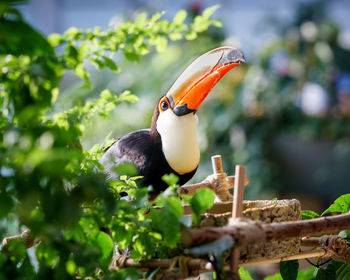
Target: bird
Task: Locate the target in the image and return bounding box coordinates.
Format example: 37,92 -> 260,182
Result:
100,46 -> 245,194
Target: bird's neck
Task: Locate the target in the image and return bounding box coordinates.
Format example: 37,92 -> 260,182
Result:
155,110 -> 200,175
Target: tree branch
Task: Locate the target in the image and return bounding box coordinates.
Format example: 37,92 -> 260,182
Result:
181,213 -> 350,247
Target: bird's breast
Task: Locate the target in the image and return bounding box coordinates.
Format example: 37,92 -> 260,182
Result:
157,111 -> 200,174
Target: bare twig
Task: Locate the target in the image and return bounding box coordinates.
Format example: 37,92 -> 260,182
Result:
1,229 -> 37,249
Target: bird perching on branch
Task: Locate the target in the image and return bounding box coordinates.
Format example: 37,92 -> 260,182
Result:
100,46 -> 245,194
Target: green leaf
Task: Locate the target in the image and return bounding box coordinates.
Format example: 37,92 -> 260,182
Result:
162,173 -> 179,186
66,258 -> 77,275
264,273 -> 283,280
136,42 -> 149,55
296,266 -> 317,280
185,31 -> 197,40
36,243 -> 59,267
151,207 -> 180,247
149,12 -> 164,24
301,210 -> 320,220
239,267 -> 254,280
102,56 -> 120,72
190,188 -> 215,225
96,231 -> 114,261
162,196 -> 183,217
322,194 -> 350,215
48,33 -> 63,47
173,10 -> 187,24
135,12 -> 147,27
64,26 -> 80,39
0,20 -> 54,55
110,267 -> 141,280
169,32 -> 183,41
316,266 -> 336,280
123,48 -> 140,61
120,91 -> 139,103
336,263 -> 350,279
280,260 -> 299,280
113,163 -> 138,177
0,193 -> 14,217
154,36 -> 168,53
202,4 -> 220,19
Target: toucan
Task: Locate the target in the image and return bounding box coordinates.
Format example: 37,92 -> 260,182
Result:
100,46 -> 245,194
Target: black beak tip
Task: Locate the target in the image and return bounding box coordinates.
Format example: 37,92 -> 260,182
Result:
222,47 -> 246,65
173,104 -> 196,116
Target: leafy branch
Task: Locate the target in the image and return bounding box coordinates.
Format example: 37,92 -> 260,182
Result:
0,1 -> 222,279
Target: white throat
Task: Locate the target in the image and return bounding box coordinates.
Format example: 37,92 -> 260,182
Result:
156,110 -> 200,174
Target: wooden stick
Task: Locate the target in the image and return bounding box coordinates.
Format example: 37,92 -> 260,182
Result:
239,250 -> 327,267
230,165 -> 246,275
178,176 -> 249,195
110,257 -> 208,270
301,236 -> 347,248
301,237 -> 322,247
181,212 -> 350,247
110,250 -> 327,272
212,155 -> 224,174
231,165 -> 246,219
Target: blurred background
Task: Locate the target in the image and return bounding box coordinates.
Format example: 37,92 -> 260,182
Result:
19,0 -> 350,212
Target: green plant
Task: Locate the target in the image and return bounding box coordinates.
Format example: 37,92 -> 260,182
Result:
0,1 -> 220,278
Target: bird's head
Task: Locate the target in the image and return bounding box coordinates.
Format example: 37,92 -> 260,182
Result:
154,46 -> 245,130
152,46 -> 245,174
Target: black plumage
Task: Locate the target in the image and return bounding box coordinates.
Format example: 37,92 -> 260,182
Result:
100,104 -> 197,194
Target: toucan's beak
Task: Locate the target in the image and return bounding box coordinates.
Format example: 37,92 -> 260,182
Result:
166,46 -> 245,116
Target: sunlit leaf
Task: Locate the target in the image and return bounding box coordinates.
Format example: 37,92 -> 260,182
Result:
103,56 -> 119,72
113,163 -> 138,176
322,194 -> 350,215
96,231 -> 114,261
264,273 -> 283,280
173,10 -> 187,24
202,4 -> 220,19
239,267 -> 254,280
190,188 -> 215,225
162,173 -> 179,186
301,210 -> 320,220
162,196 -> 183,217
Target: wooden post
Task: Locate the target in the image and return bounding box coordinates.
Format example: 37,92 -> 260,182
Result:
232,165 -> 246,218
212,155 -> 224,174
230,165 -> 246,278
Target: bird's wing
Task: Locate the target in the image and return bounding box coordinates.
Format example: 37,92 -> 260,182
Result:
99,129 -> 155,182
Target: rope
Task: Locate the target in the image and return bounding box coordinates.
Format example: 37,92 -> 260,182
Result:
204,173 -> 232,202
110,255 -> 128,270
320,236 -> 350,263
166,256 -> 193,277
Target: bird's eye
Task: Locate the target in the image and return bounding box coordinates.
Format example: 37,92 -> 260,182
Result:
161,101 -> 169,111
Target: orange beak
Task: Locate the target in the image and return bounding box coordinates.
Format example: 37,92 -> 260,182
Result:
166,46 -> 245,116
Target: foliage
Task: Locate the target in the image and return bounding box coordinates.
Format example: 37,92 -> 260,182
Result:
0,0 -> 221,278
322,194 -> 350,216
183,188 -> 215,226
301,210 -> 320,220
280,260 -> 299,280
239,267 -> 254,280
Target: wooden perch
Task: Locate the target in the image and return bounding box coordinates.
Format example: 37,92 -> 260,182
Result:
178,155 -> 249,202
230,165 -> 246,275
181,212 -> 350,247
